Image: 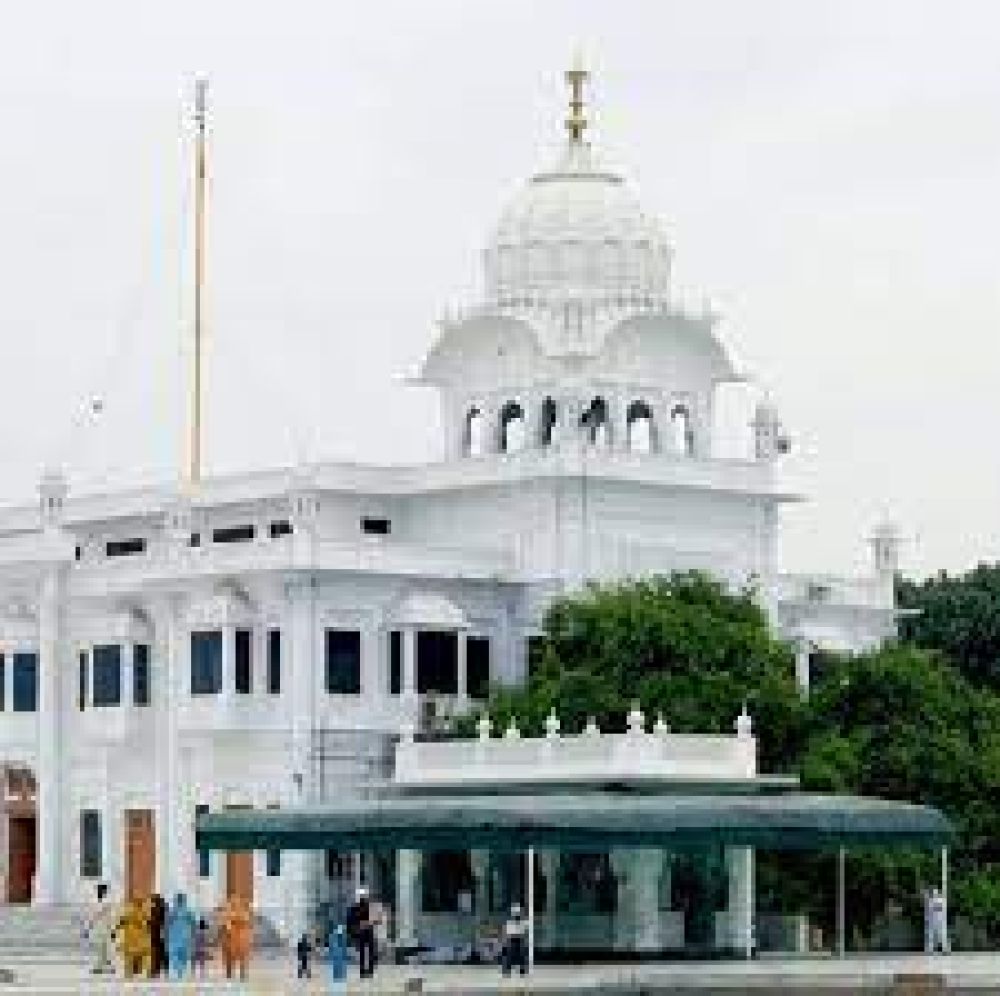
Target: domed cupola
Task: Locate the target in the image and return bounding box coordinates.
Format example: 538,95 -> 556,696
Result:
484,65 -> 671,306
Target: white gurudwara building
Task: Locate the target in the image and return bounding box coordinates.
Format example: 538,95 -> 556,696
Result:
0,67 -> 906,951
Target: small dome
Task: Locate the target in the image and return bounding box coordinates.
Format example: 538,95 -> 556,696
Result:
485,141 -> 671,303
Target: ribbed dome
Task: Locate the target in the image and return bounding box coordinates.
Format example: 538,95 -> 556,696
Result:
485,141 -> 671,303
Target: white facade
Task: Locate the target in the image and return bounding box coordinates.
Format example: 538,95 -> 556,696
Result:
0,73 -> 899,940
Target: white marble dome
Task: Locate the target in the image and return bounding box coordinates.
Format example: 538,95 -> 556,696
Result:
485,141 -> 671,303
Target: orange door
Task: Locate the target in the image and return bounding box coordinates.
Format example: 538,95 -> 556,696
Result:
7,817 -> 35,904
226,851 -> 254,903
125,810 -> 156,900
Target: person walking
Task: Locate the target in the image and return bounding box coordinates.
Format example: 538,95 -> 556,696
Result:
116,898 -> 151,979
148,892 -> 168,977
328,923 -> 348,992
83,882 -> 116,976
218,894 -> 253,981
166,893 -> 197,979
926,887 -> 950,954
347,886 -> 378,979
501,903 -> 528,976
295,931 -> 313,979
192,916 -> 212,979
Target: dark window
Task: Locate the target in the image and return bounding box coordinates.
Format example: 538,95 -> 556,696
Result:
92,645 -> 122,707
190,631 -> 222,695
0,654 -> 5,711
325,849 -> 345,880
422,851 -> 474,913
133,644 -> 150,706
468,637 -> 490,699
269,520 -> 292,538
266,848 -> 281,877
74,545 -> 82,561
12,653 -> 37,712
80,810 -> 102,879
235,629 -> 252,694
267,630 -> 281,694
189,532 -> 201,548
106,537 -> 146,557
212,524 -> 255,544
78,651 -> 88,711
389,631 -> 401,695
196,804 -> 210,878
361,517 -> 391,536
527,635 -> 546,678
417,631 -> 458,695
325,630 -> 361,695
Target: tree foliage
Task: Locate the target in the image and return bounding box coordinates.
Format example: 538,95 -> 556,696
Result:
466,571 -> 1000,942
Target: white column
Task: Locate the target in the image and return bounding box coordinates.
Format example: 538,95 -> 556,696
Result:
538,850 -> 558,949
154,597 -> 183,896
4,649 -> 13,712
471,849 -> 490,919
726,846 -> 754,958
220,623 -> 235,704
632,850 -> 664,952
836,846 -> 846,958
794,639 -> 811,698
402,628 -> 417,703
456,632 -> 468,709
363,624 -> 380,706
526,846 -> 535,971
396,849 -> 419,947
35,567 -> 65,904
122,642 -> 134,706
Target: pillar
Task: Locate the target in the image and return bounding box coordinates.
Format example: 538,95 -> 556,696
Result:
726,847 -> 754,958
35,567 -> 65,904
396,849 -> 419,948
538,850 -> 559,949
471,848 -> 490,919
794,639 -> 811,698
456,632 -> 468,709
220,623 -> 235,704
153,596 -> 183,896
402,628 -> 417,703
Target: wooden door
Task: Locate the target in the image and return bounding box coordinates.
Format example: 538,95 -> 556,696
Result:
124,809 -> 156,901
7,817 -> 35,904
226,850 -> 253,903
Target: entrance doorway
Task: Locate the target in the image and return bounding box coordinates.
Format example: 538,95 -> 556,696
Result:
224,805 -> 254,904
7,817 -> 35,904
124,809 -> 156,900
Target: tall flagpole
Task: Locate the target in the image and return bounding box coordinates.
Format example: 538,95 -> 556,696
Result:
189,76 -> 209,488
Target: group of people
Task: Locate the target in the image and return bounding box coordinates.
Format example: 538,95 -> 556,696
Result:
85,883 -> 254,980
296,886 -> 379,984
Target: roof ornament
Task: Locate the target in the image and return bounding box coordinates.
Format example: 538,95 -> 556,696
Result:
544,708 -> 561,740
627,702 -> 645,735
735,704 -> 753,739
653,713 -> 670,736
504,717 -> 521,740
477,713 -> 492,741
565,56 -> 590,145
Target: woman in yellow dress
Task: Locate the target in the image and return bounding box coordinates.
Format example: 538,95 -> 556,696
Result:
218,895 -> 253,981
115,898 -> 152,978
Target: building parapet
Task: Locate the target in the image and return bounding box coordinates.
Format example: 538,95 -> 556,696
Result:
776,572 -> 891,613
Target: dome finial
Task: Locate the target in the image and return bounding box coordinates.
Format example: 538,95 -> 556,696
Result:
565,55 -> 590,144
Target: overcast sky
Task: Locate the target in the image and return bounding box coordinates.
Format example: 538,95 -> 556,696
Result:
0,0 -> 997,579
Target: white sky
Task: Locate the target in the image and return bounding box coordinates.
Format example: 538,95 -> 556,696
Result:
0,0 -> 998,578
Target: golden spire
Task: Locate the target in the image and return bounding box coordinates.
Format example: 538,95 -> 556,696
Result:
565,57 -> 590,144
188,75 -> 209,489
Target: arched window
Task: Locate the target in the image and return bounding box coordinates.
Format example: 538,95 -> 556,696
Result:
539,397 -> 558,447
670,404 -> 695,456
626,400 -> 656,454
581,397 -> 610,447
464,406 -> 486,457
499,401 -> 526,454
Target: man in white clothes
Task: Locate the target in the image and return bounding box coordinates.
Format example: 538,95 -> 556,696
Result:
925,887 -> 949,954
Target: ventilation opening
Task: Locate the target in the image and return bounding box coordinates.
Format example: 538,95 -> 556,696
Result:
106,538 -> 146,558
626,400 -> 656,454
269,520 -> 293,538
212,525 -> 256,544
670,405 -> 695,456
540,397 -> 557,447
361,517 -> 391,536
499,401 -> 526,454
464,406 -> 485,457
581,397 -> 610,446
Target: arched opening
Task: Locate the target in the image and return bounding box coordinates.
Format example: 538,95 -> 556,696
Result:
463,407 -> 486,457
581,397 -> 610,447
499,401 -> 527,454
626,400 -> 656,454
539,397 -> 558,447
670,404 -> 695,456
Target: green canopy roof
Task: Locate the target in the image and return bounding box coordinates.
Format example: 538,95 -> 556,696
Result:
197,791 -> 952,853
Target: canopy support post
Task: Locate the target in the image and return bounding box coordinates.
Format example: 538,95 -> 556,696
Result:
941,844 -> 949,947
837,847 -> 846,959
527,846 -> 535,972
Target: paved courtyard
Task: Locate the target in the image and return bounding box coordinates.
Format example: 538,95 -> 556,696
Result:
0,953 -> 999,993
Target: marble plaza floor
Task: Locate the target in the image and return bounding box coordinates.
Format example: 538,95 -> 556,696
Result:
1,953 -> 1000,994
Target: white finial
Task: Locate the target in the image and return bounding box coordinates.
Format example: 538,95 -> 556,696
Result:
477,713 -> 492,741
584,716 -> 600,737
400,721 -> 416,744
504,717 -> 521,740
544,708 -> 561,740
653,713 -> 669,736
735,704 -> 753,739
627,702 -> 644,735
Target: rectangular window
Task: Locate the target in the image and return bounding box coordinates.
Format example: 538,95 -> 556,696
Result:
266,848 -> 281,877
212,524 -> 255,544
190,631 -> 222,695
92,645 -> 122,707
12,653 -> 37,712
105,538 -> 146,557
133,644 -> 150,706
269,520 -> 292,538
417,631 -> 458,695
78,651 -> 88,711
389,631 -> 401,696
80,810 -> 102,879
361,516 -> 391,536
189,532 -> 201,548
235,629 -> 252,694
196,804 -> 210,878
325,630 -> 361,695
467,636 -> 490,700
325,849 -> 343,880
267,629 -> 281,694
